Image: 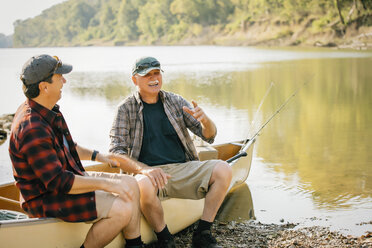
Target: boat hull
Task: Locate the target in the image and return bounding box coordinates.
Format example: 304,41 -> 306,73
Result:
0,139 -> 255,247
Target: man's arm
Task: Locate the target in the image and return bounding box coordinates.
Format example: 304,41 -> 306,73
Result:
21,127 -> 75,193
111,153 -> 171,189
183,100 -> 217,139
75,144 -> 118,167
76,144 -> 146,173
76,144 -> 171,189
68,175 -> 133,201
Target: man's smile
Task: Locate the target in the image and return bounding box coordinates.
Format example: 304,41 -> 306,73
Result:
148,80 -> 159,87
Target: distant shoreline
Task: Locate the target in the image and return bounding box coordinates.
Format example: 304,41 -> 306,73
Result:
6,32 -> 371,50
5,20 -> 372,50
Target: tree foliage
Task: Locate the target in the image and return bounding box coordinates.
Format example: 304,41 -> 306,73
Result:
12,0 -> 372,47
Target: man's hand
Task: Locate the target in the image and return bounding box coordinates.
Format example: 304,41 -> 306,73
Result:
183,100 -> 208,124
104,178 -> 133,202
183,100 -> 217,139
101,153 -> 120,167
140,167 -> 171,189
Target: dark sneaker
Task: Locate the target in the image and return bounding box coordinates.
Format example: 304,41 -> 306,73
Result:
157,238 -> 176,248
192,230 -> 222,248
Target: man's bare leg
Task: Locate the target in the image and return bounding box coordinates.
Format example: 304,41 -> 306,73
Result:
122,176 -> 141,239
192,161 -> 232,248
136,175 -> 166,232
202,161 -> 232,221
83,176 -> 141,248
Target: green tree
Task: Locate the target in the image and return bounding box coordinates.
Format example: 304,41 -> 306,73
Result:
137,0 -> 175,43
116,0 -> 140,41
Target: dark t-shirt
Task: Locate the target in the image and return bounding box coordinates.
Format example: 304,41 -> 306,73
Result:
138,99 -> 186,166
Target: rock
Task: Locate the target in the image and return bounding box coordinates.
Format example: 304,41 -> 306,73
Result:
0,130 -> 7,139
0,114 -> 14,144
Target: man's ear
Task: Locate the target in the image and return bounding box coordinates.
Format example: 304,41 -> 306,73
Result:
38,81 -> 48,92
132,75 -> 137,86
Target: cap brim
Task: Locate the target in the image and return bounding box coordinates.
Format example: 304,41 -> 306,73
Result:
55,63 -> 73,74
136,66 -> 161,76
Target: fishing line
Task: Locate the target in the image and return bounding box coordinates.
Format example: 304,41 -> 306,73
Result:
243,82 -> 274,146
241,76 -> 313,151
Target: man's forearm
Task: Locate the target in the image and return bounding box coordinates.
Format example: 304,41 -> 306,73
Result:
76,143 -> 149,174
75,144 -> 93,161
68,174 -> 133,201
201,116 -> 217,139
68,175 -> 110,194
110,153 -> 151,174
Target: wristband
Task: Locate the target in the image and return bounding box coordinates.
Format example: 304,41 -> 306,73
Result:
91,150 -> 99,161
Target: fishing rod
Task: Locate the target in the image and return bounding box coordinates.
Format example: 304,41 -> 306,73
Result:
227,77 -> 312,163
246,78 -> 312,145
243,82 -> 274,147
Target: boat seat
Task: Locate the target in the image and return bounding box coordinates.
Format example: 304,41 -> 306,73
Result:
0,209 -> 28,221
195,143 -> 218,161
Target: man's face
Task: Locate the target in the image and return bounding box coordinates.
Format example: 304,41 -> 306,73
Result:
42,74 -> 66,102
132,69 -> 162,98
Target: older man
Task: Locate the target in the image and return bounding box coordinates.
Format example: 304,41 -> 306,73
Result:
9,54 -> 148,248
110,56 -> 232,248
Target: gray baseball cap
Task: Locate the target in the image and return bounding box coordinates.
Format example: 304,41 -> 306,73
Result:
20,54 -> 73,85
132,56 -> 162,76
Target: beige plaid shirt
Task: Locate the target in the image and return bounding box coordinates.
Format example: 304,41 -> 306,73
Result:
109,90 -> 216,161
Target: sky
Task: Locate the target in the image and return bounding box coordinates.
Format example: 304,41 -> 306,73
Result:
0,0 -> 67,35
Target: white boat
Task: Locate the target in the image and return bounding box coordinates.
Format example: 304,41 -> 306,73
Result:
0,139 -> 255,247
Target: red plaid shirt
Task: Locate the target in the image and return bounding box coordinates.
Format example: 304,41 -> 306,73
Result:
9,99 -> 97,222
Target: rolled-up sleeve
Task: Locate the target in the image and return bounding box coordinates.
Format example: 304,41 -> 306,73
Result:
21,127 -> 75,193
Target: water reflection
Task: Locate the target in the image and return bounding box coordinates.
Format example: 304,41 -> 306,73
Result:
66,57 -> 372,211
67,72 -> 133,103
217,184 -> 255,222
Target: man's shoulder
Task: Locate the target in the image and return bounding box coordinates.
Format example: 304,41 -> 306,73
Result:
12,103 -> 49,135
117,94 -> 138,108
162,90 -> 185,103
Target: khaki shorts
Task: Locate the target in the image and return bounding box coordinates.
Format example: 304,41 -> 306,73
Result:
86,171 -> 124,223
137,160 -> 221,200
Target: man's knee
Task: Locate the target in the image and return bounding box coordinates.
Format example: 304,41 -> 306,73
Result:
136,175 -> 158,203
108,198 -> 133,226
121,175 -> 140,199
211,161 -> 232,185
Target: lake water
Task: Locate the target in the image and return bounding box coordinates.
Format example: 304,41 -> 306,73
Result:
0,46 -> 371,236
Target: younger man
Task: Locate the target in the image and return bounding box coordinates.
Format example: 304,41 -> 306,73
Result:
10,55 -> 146,248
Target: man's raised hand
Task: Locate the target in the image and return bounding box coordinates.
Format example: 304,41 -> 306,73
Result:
183,100 -> 208,123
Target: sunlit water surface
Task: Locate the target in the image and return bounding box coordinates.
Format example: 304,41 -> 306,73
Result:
0,46 -> 371,236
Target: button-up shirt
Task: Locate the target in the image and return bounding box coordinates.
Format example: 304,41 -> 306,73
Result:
109,90 -> 216,160
9,99 -> 96,222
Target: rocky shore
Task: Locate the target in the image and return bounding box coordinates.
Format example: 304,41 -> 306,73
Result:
0,114 -> 14,145
145,220 -> 372,248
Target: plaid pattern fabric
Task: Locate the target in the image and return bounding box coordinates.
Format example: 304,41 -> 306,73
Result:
9,99 -> 96,222
109,90 -> 216,160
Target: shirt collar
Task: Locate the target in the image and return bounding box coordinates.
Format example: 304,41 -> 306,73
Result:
134,90 -> 166,106
27,99 -> 61,126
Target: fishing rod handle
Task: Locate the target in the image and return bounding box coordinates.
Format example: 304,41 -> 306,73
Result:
226,151 -> 247,163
